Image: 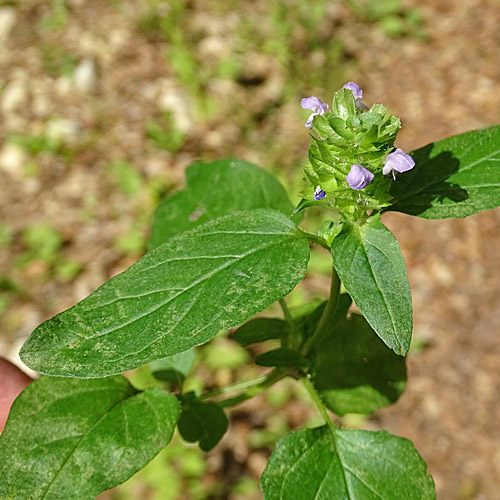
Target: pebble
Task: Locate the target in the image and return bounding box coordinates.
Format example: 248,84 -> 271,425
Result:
0,7 -> 16,42
73,58 -> 98,93
1,79 -> 27,115
45,117 -> 83,144
158,84 -> 194,133
0,143 -> 28,179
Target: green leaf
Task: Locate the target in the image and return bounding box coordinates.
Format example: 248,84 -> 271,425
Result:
329,116 -> 355,139
149,159 -> 295,249
388,124 -> 500,219
256,348 -> 310,368
177,401 -> 228,451
233,317 -> 289,347
295,295 -> 352,348
261,426 -> 435,499
0,376 -> 180,500
150,350 -> 195,385
312,313 -> 407,416
20,209 -> 310,378
331,216 -> 412,355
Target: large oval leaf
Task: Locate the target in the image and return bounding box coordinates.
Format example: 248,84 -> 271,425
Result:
388,124 -> 500,219
20,209 -> 310,378
312,313 -> 407,416
331,216 -> 412,355
0,376 -> 180,500
261,426 -> 435,499
149,158 -> 295,248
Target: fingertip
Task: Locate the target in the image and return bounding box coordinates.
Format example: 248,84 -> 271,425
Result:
0,358 -> 33,432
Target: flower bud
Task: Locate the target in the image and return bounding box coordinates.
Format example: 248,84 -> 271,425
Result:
314,186 -> 326,200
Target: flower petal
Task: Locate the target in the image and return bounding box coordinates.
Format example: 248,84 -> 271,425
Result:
305,113 -> 316,129
346,164 -> 374,190
342,82 -> 363,100
384,148 -> 415,175
301,96 -> 328,114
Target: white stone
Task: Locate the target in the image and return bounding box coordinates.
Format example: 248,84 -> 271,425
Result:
1,79 -> 27,115
45,117 -> 82,144
73,58 -> 97,93
198,36 -> 229,61
0,7 -> 16,42
0,143 -> 28,178
158,84 -> 194,133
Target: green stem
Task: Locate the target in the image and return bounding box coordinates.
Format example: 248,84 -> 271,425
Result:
199,374 -> 271,401
302,376 -> 336,434
279,298 -> 297,349
301,266 -> 340,356
215,368 -> 288,408
279,298 -> 294,327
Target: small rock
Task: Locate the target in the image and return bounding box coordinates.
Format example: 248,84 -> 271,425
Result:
1,79 -> 27,115
0,143 -> 28,179
73,58 -> 98,93
45,117 -> 83,144
198,36 -> 229,61
158,84 -> 194,133
0,7 -> 16,42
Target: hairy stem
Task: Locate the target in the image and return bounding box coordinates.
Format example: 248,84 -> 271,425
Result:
302,376 -> 336,434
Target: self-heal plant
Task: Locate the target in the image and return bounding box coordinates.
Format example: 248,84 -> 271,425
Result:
1,83 -> 500,500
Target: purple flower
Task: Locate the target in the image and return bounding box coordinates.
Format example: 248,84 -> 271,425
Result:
383,148 -> 415,179
314,185 -> 326,200
343,82 -> 369,110
342,82 -> 363,100
301,96 -> 329,129
346,164 -> 374,191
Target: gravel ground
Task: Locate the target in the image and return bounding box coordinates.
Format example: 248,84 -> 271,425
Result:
1,1 -> 500,499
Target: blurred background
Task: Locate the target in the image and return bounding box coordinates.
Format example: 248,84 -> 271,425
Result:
1,0 -> 500,499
